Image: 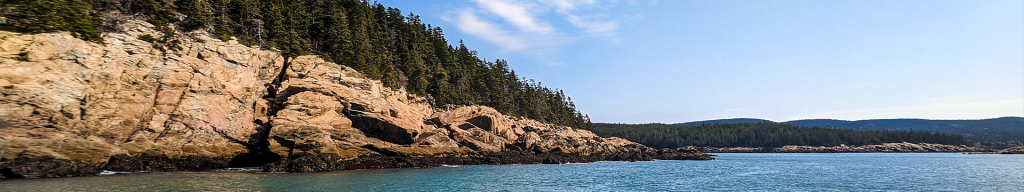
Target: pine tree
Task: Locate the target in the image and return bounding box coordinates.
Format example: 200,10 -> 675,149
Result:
4,0 -> 596,130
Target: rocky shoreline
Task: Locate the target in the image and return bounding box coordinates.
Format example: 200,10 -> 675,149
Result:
260,149 -> 712,173
0,20 -> 711,179
997,147 -> 1024,154
687,142 -> 992,153
1,149 -> 711,179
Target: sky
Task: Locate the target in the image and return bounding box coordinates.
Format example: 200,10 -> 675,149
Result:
376,0 -> 1024,123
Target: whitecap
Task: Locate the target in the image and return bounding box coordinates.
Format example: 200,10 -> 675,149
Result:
98,170 -> 130,176
221,167 -> 263,172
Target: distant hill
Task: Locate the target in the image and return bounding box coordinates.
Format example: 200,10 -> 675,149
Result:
673,118 -> 774,126
593,123 -> 967,149
783,117 -> 1022,132
783,117 -> 1024,143
669,117 -> 1024,145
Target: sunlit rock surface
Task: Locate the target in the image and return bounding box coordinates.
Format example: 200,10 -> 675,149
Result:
0,20 -> 710,179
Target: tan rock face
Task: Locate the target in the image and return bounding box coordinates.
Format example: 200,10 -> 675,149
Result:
998,146 -> 1024,154
0,20 -> 280,167
0,20 -> 708,178
429,106 -> 516,141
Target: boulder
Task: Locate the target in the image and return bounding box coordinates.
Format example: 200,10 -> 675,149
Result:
429,106 -> 518,141
276,56 -> 434,146
512,132 -> 542,152
413,129 -> 458,148
446,125 -> 503,153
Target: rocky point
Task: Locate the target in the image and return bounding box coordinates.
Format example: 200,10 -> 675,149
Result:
0,20 -> 710,179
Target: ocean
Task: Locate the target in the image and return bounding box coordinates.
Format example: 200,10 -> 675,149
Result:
2,153 -> 1021,191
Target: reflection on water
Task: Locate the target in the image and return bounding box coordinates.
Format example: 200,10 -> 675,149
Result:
2,153 -> 1022,191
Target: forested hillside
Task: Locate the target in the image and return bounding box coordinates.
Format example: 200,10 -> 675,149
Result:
0,0 -> 592,129
785,117 -> 1024,133
671,117 -> 1023,146
593,123 -> 967,149
786,117 -> 1024,148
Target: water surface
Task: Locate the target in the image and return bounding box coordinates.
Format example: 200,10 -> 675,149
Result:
2,153 -> 1021,191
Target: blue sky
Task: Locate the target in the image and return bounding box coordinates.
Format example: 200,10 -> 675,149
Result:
377,0 -> 1024,123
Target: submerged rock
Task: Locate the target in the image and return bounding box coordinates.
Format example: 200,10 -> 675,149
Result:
0,20 -> 711,179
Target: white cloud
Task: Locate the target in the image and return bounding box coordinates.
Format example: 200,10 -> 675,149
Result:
545,0 -> 598,12
471,0 -> 554,34
446,10 -> 528,52
443,0 -> 635,64
540,0 -> 617,35
564,13 -> 618,35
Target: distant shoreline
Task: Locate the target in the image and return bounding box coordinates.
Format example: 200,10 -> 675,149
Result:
685,142 -> 993,153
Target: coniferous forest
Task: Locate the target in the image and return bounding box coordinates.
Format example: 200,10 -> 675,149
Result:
0,0 -> 593,130
592,123 -> 967,149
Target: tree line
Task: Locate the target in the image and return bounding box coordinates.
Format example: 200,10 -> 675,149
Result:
0,0 -> 593,130
592,123 -> 967,148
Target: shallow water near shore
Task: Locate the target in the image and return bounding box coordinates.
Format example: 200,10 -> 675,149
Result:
2,153 -> 1022,191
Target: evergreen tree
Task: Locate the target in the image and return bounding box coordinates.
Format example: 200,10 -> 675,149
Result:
1,0 -> 595,130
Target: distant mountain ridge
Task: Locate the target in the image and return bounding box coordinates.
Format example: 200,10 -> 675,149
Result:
784,117 -> 1022,131
673,118 -> 775,126
670,117 -> 1024,142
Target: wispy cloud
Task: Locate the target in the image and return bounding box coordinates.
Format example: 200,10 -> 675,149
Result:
545,0 -> 597,12
443,0 -> 637,64
564,13 -> 618,35
471,0 -> 554,34
446,10 -> 527,52
541,0 -> 617,36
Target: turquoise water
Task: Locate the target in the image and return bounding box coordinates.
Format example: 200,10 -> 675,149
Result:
2,153 -> 1022,191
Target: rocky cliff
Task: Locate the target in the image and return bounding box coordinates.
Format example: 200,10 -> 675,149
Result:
689,143 -> 989,153
0,20 -> 710,179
